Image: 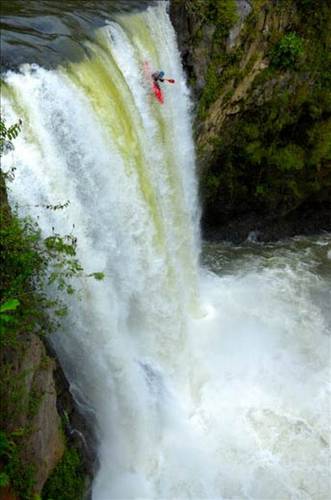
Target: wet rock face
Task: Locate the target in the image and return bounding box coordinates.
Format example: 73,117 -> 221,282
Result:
1,330 -> 96,496
170,0 -> 252,98
170,1 -> 331,241
227,0 -> 252,49
196,3 -> 292,157
23,343 -> 65,492
169,1 -> 216,96
51,352 -> 98,479
5,333 -> 65,493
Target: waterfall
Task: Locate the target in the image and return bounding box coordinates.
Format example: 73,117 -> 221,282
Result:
2,2 -> 330,499
2,3 -> 203,497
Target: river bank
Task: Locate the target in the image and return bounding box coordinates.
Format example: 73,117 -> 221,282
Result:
202,200 -> 331,243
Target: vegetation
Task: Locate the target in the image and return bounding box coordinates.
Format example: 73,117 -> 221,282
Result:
196,0 -> 331,225
42,447 -> 85,500
183,0 -> 238,35
0,117 -> 21,158
0,194 -> 83,348
0,116 -> 98,498
183,0 -> 239,117
0,431 -> 36,499
270,32 -> 304,69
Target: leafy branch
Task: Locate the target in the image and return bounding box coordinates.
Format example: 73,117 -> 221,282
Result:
0,116 -> 22,157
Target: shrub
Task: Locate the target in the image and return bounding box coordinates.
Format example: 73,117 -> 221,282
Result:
271,32 -> 304,69
0,117 -> 21,157
0,431 -> 36,499
42,448 -> 85,500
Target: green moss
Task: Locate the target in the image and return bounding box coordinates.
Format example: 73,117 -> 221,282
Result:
184,0 -> 238,30
28,385 -> 44,419
269,143 -> 305,171
199,1 -> 331,219
0,430 -> 36,500
42,448 -> 85,500
0,363 -> 29,425
270,32 -> 304,69
198,47 -> 242,117
185,0 -> 239,117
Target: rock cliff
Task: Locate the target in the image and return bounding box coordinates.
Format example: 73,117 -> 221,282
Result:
171,0 -> 331,241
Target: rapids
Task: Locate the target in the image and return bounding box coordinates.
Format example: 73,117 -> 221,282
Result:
1,2 -> 330,499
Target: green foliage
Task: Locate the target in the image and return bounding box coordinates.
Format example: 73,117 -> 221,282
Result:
0,214 -> 48,345
184,0 -> 238,29
44,233 -> 84,295
0,430 -> 36,499
294,0 -> 329,16
268,144 -> 305,172
270,32 -> 304,69
199,63 -> 220,117
42,448 -> 85,500
307,119 -> 331,166
200,1 -> 331,220
203,83 -> 331,215
0,298 -> 20,313
0,298 -> 20,334
88,272 -> 105,281
0,213 -> 81,345
0,472 -> 10,487
0,116 -> 22,157
190,0 -> 240,117
0,208 -> 104,346
212,0 -> 239,41
0,361 -> 28,428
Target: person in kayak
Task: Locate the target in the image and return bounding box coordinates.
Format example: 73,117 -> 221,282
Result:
150,69 -> 175,103
152,70 -> 165,91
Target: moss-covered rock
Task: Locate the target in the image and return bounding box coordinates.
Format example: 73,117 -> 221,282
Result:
0,334 -> 65,497
172,0 -> 331,240
42,447 -> 85,500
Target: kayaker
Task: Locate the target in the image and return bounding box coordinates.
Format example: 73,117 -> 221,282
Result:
152,70 -> 165,91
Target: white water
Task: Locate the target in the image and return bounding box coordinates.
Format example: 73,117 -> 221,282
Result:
2,3 -> 330,499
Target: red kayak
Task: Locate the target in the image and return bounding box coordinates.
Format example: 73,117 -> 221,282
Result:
143,61 -> 175,105
151,81 -> 164,104
144,61 -> 164,104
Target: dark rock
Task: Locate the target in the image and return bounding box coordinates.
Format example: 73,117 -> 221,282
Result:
45,341 -> 98,498
22,338 -> 65,493
202,201 -> 331,243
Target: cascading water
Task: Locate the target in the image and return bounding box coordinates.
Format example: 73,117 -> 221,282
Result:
2,2 -> 330,499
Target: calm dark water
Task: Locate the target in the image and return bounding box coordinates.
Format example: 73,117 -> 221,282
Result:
0,0 -> 154,69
